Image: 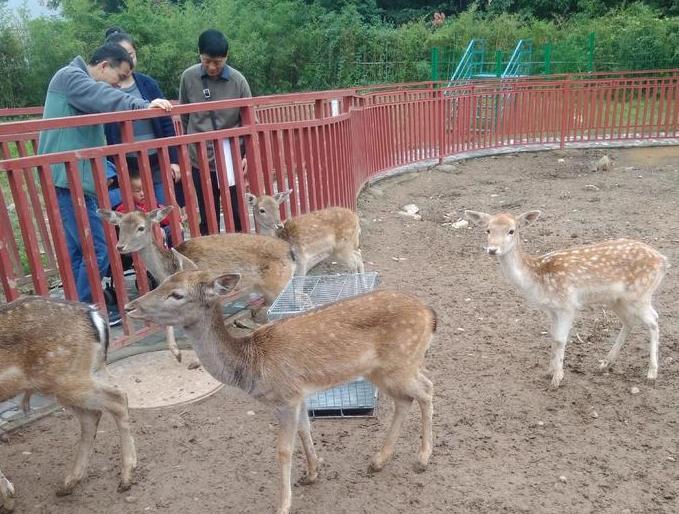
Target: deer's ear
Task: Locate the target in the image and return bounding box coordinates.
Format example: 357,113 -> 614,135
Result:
518,210 -> 541,226
273,189 -> 292,205
171,248 -> 198,271
212,273 -> 241,296
464,210 -> 492,227
245,193 -> 257,207
97,208 -> 122,225
149,205 -> 173,224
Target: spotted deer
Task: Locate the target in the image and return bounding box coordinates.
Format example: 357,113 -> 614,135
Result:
0,297 -> 136,511
465,209 -> 668,388
125,269 -> 435,514
246,191 -> 365,276
97,206 -> 296,362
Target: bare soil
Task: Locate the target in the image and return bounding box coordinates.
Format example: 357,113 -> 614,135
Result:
2,146 -> 678,513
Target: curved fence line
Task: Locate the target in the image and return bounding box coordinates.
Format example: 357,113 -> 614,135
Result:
0,72 -> 678,348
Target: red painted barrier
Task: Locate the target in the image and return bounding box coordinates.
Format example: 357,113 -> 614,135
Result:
1,73 -> 678,349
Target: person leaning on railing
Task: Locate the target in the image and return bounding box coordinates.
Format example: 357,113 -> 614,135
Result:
103,27 -> 181,206
37,43 -> 173,326
178,28 -> 252,235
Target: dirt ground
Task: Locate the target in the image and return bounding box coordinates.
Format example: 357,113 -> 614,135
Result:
2,146 -> 678,513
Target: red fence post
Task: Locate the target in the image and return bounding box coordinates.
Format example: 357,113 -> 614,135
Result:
560,80 -> 571,149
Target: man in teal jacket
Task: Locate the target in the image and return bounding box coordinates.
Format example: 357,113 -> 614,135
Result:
38,43 -> 172,325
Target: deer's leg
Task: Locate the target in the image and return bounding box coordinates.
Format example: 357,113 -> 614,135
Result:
599,302 -> 634,372
293,257 -> 308,277
354,249 -> 365,274
0,467 -> 15,513
548,309 -> 575,388
296,405 -> 321,485
368,395 -> 412,473
61,381 -> 136,492
166,326 -> 182,363
639,304 -> 660,381
274,403 -> 300,514
56,407 -> 101,496
412,372 -> 434,471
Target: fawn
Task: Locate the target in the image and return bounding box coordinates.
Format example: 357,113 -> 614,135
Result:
0,297 -> 136,511
125,268 -> 436,514
466,209 -> 667,388
98,206 -> 296,361
246,190 -> 365,276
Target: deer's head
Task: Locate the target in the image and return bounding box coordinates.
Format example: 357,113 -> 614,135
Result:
98,206 -> 173,254
125,270 -> 241,326
245,190 -> 292,236
465,210 -> 541,256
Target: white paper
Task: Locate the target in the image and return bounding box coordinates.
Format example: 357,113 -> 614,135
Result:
221,139 -> 235,186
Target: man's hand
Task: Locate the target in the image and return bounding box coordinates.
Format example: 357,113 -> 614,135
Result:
148,98 -> 173,111
170,163 -> 181,182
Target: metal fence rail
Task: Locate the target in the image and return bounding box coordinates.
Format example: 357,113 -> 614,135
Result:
1,71 -> 678,349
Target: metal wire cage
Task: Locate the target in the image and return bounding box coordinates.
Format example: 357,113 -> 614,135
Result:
267,272 -> 380,417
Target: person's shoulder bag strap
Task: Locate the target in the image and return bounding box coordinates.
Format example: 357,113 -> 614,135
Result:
201,75 -> 220,131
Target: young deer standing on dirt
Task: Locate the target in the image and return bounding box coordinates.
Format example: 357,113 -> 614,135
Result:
246,190 -> 365,276
98,206 -> 296,362
125,269 -> 436,514
0,297 -> 136,511
465,210 -> 667,388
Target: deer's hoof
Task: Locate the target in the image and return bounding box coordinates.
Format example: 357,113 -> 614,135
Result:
55,484 -> 75,497
598,359 -> 612,372
117,480 -> 133,493
549,373 -> 563,389
367,461 -> 383,475
0,478 -> 15,513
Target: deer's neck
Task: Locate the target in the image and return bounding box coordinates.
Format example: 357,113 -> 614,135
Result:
254,219 -> 277,238
138,239 -> 175,281
498,243 -> 541,294
182,306 -> 260,394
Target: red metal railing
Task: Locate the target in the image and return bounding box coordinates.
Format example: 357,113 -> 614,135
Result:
1,72 -> 678,349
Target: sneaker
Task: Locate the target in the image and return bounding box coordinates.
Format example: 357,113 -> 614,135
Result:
108,308 -> 122,327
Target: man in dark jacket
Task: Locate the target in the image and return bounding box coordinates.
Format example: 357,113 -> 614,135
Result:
37,43 -> 172,325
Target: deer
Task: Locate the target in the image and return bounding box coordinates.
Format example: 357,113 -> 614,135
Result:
97,206 -> 296,362
465,209 -> 668,388
0,297 -> 136,511
124,268 -> 436,514
246,190 -> 365,277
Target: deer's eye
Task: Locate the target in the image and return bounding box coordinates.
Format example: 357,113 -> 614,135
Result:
167,291 -> 185,301
486,229 -> 490,234
259,208 -> 266,214
137,226 -> 145,232
508,229 -> 515,235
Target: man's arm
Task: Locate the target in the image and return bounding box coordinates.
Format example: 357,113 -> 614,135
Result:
63,70 -> 149,113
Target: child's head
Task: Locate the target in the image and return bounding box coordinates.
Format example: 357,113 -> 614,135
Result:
128,168 -> 145,204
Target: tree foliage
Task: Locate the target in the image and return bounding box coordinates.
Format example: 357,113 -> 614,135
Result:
1,0 -> 679,108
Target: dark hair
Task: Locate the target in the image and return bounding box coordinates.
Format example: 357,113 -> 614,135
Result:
105,30 -> 136,52
198,29 -> 228,57
105,26 -> 125,39
125,156 -> 140,176
89,43 -> 134,69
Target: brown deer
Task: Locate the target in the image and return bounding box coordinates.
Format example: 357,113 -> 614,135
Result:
97,206 -> 296,361
124,269 -> 436,514
465,209 -> 668,388
246,191 -> 365,276
0,297 -> 136,511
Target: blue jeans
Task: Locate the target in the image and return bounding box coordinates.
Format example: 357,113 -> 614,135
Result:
56,188 -> 110,303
